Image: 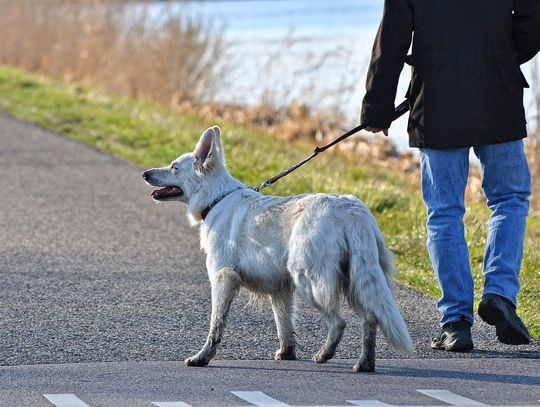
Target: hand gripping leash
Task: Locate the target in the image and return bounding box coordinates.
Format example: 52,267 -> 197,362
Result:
253,99 -> 410,192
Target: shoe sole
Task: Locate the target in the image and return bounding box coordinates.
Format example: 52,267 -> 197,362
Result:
431,342 -> 473,352
478,301 -> 530,345
431,337 -> 473,352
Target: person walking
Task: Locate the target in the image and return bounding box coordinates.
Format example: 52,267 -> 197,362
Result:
361,0 -> 540,351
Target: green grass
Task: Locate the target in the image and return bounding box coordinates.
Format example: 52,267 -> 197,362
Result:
0,66 -> 538,338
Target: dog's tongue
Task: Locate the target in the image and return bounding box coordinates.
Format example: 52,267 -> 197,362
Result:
151,186 -> 182,198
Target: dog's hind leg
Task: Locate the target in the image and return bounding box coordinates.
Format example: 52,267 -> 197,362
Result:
270,286 -> 297,360
291,269 -> 345,363
353,311 -> 377,372
313,305 -> 347,363
185,267 -> 241,367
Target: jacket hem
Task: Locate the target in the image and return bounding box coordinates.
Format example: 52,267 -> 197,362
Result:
409,133 -> 527,149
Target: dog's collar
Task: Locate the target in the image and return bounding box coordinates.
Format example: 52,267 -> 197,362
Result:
201,187 -> 244,221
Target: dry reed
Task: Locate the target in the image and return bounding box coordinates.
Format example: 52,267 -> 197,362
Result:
0,0 -> 225,104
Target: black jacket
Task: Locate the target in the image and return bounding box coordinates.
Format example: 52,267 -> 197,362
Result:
361,0 -> 540,149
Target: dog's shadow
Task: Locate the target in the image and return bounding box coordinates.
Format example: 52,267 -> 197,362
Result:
208,355 -> 540,386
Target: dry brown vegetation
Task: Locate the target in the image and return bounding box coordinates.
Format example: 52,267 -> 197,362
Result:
0,0 -> 225,104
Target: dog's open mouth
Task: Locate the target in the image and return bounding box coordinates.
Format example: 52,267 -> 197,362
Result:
151,186 -> 184,200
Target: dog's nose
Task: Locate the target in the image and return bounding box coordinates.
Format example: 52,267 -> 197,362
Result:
142,170 -> 150,181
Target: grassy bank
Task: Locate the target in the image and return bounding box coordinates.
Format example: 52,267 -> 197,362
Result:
0,67 -> 538,338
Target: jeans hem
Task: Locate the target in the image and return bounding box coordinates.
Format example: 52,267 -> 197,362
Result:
482,290 -> 517,307
440,315 -> 474,327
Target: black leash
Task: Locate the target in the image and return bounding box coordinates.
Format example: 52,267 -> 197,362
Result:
253,99 -> 410,192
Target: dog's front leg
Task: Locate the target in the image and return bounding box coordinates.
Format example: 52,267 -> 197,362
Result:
185,267 -> 241,367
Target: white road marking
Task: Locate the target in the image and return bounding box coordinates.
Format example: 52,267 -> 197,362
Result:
231,391 -> 291,406
38,390 -> 540,407
43,394 -> 91,407
417,390 -> 488,406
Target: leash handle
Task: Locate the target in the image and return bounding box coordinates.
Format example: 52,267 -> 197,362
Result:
253,100 -> 410,192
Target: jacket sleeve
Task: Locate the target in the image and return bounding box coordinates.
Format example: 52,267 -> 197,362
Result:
513,0 -> 540,64
361,0 -> 414,129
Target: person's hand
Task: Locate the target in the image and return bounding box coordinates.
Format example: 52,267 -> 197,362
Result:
365,127 -> 389,137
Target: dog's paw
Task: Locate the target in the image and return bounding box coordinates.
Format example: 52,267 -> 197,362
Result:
352,359 -> 375,372
313,349 -> 333,364
184,354 -> 210,367
275,347 -> 297,361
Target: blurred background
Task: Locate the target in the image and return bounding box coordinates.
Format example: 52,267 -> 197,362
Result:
0,0 -> 538,203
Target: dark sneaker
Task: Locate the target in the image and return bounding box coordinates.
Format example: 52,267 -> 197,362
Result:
478,294 -> 530,345
431,320 -> 473,352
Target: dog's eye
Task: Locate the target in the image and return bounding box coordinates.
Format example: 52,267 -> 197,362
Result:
171,164 -> 177,171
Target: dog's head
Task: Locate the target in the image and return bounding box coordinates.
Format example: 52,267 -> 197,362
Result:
142,125 -> 227,205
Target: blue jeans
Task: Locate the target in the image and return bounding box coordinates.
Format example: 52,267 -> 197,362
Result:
420,140 -> 531,326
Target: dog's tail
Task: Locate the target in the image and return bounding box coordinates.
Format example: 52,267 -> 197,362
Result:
346,219 -> 414,354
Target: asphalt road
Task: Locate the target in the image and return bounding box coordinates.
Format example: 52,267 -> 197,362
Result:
0,359 -> 539,407
0,109 -> 539,388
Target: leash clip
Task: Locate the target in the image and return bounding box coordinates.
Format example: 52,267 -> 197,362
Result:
253,181 -> 271,192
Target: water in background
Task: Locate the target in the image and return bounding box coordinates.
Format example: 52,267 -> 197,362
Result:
180,0 -> 391,109
150,0 -> 537,150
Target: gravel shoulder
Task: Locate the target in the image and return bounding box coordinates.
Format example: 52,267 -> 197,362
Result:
0,110 -> 538,366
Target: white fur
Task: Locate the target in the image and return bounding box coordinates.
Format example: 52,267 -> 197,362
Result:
143,126 -> 414,372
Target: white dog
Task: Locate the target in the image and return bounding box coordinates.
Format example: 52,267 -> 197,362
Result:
142,126 -> 413,371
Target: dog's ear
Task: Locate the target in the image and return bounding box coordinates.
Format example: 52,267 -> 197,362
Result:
210,125 -> 224,154
194,126 -> 224,171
